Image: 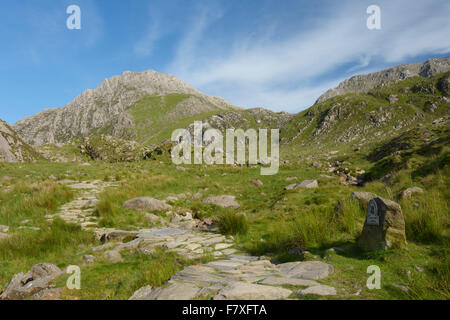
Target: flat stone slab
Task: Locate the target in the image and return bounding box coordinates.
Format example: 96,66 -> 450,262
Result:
260,276 -> 319,287
138,228 -> 187,238
123,197 -> 172,211
214,282 -> 292,300
134,283 -> 201,300
277,261 -> 334,280
298,285 -> 336,296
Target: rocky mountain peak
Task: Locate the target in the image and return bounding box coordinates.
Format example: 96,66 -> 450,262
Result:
316,57 -> 450,103
13,70 -> 240,146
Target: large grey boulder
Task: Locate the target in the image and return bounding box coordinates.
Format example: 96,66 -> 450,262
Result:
0,263 -> 62,300
203,195 -> 240,209
123,197 -> 172,211
213,282 -> 292,300
358,197 -> 407,251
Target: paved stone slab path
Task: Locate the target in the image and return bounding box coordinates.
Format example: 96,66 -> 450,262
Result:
45,180 -> 337,300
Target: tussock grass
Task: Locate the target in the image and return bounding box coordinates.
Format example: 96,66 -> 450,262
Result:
0,180 -> 73,227
0,219 -> 94,260
218,212 -> 249,236
56,248 -> 188,300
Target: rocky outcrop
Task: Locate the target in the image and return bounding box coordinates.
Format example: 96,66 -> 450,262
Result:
0,119 -> 39,162
13,70 -> 240,146
0,263 -> 62,300
316,57 -> 450,103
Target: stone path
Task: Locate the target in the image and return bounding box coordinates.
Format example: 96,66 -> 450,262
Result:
130,255 -> 336,300
44,179 -> 337,300
45,180 -> 117,230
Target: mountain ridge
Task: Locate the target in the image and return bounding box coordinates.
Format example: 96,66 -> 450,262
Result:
13,70 -> 241,146
316,57 -> 450,103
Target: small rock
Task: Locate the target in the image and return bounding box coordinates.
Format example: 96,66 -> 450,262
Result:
393,284 -> 410,293
145,213 -> 161,224
102,250 -> 123,263
415,266 -> 424,273
284,179 -> 318,190
251,179 -> 263,187
83,255 -> 95,264
136,247 -> 156,256
0,225 -> 9,233
401,187 -> 424,199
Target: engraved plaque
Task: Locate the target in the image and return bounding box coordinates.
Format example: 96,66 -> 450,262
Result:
366,199 -> 379,226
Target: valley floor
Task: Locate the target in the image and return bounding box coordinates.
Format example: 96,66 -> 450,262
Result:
0,160 -> 448,300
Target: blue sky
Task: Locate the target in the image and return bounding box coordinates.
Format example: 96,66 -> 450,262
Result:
1,0 -> 450,124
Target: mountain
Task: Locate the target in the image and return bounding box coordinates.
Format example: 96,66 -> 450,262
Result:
13,70 -> 243,146
280,69 -> 450,161
316,57 -> 450,103
0,119 -> 39,162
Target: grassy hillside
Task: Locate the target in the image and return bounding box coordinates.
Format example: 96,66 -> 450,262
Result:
280,72 -> 450,161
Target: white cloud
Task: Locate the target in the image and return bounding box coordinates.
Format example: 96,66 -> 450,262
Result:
166,0 -> 450,112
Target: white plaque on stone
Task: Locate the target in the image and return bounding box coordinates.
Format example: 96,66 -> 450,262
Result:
366,199 -> 379,226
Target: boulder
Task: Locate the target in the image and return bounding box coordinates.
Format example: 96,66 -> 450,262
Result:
401,187 -> 424,199
284,180 -> 318,190
203,195 -> 240,209
0,263 -> 62,300
284,183 -> 299,190
213,282 -> 292,300
123,197 -> 172,211
102,250 -> 123,263
358,197 -> 407,251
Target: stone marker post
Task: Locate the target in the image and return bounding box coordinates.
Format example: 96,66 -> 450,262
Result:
358,197 -> 407,251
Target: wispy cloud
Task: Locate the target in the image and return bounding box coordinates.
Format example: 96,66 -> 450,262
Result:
166,0 -> 450,112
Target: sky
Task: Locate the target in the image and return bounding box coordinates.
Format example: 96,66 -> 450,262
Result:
1,0 -> 450,124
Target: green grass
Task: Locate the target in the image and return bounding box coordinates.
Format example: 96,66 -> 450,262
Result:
217,212 -> 249,236
1,72 -> 449,300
